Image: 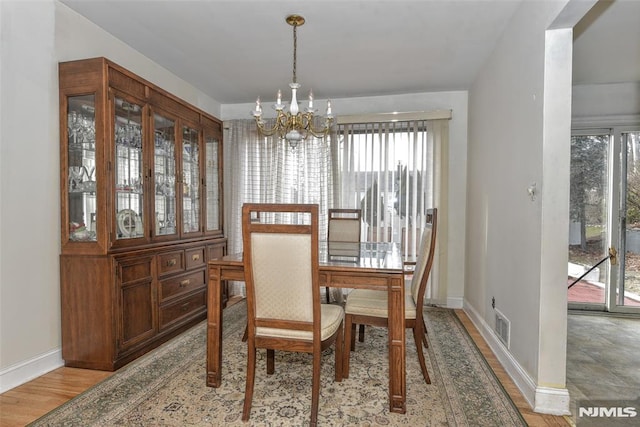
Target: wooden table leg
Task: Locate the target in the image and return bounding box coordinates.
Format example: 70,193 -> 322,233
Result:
388,274 -> 406,413
206,265 -> 223,387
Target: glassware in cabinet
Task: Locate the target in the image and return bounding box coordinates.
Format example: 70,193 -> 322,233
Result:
153,113 -> 178,237
114,98 -> 145,240
67,94 -> 97,242
205,127 -> 220,233
182,126 -> 201,234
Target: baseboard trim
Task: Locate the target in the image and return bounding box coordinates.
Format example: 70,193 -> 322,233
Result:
535,386 -> 572,415
463,300 -> 571,415
463,300 -> 538,408
0,348 -> 63,393
446,296 -> 464,309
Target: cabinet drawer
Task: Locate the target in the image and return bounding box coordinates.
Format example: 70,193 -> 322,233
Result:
160,270 -> 205,302
185,247 -> 205,269
159,290 -> 206,330
158,251 -> 184,275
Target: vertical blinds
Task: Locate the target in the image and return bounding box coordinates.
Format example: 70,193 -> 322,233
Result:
336,119 -> 433,256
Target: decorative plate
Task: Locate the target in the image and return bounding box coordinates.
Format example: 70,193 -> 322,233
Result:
117,209 -> 141,238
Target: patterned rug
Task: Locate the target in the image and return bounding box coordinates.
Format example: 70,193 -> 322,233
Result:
30,302 -> 525,426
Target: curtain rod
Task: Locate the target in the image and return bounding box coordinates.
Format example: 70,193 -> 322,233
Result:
337,110 -> 452,125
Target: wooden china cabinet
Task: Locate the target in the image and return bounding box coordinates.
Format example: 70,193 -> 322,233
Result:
59,57 -> 226,371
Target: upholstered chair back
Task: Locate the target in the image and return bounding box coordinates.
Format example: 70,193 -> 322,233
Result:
328,209 -> 361,243
251,232 -> 314,326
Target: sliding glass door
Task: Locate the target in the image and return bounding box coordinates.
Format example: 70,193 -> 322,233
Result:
568,128 -> 640,313
568,131 -> 611,308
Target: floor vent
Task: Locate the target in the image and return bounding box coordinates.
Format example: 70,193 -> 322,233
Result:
495,309 -> 510,349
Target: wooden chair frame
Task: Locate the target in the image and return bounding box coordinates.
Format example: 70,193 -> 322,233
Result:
343,208 -> 437,384
241,203 -> 343,426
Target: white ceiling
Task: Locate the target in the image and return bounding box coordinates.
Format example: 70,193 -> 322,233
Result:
60,0 -> 640,105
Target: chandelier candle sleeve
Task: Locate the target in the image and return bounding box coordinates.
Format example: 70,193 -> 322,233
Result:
289,83 -> 299,115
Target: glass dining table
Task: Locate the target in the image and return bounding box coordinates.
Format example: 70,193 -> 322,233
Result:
206,241 -> 408,414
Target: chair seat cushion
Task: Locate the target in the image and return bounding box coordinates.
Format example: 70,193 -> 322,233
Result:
257,304 -> 344,341
344,289 -> 416,319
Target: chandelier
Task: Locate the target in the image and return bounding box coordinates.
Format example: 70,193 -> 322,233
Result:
252,14 -> 333,148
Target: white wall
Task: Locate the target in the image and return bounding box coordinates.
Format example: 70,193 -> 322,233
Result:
1,0 -> 61,392
223,92 -> 469,308
466,0 -> 574,415
573,81 -> 640,121
0,0 -> 221,392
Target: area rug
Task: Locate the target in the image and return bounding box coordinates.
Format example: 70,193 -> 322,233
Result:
30,302 -> 525,426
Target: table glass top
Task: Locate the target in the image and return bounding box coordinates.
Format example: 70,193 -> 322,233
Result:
321,241 -> 404,270
214,241 -> 405,271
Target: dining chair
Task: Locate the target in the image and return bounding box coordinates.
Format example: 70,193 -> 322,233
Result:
326,208 -> 362,303
342,208 -> 437,384
241,203 -> 344,426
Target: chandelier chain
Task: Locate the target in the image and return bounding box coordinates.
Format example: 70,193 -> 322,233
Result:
292,24 -> 297,84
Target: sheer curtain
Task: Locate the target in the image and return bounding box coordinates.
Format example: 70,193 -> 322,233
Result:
224,118 -> 337,268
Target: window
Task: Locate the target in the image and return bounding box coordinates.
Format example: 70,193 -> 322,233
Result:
225,111 -> 450,301
337,116 -> 434,255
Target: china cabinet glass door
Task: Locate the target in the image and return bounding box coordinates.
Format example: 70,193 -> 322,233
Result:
205,128 -> 220,232
114,97 -> 145,240
182,125 -> 201,235
153,113 -> 177,237
67,94 -> 97,241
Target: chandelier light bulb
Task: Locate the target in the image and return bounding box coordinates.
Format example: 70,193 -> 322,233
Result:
252,97 -> 262,117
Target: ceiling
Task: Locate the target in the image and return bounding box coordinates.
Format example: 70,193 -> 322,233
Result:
60,0 -> 640,105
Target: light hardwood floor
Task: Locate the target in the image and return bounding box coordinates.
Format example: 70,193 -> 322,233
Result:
0,301 -> 571,426
455,310 -> 572,427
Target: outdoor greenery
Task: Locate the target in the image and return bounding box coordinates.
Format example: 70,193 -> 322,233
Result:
571,135 -> 640,240
626,167 -> 640,226
569,135 -> 607,250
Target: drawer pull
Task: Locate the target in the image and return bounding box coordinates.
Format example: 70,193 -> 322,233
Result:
179,279 -> 190,287
166,259 -> 177,267
192,254 -> 200,261
181,302 -> 190,312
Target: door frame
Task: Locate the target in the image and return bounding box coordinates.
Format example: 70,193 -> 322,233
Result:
610,126 -> 640,314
